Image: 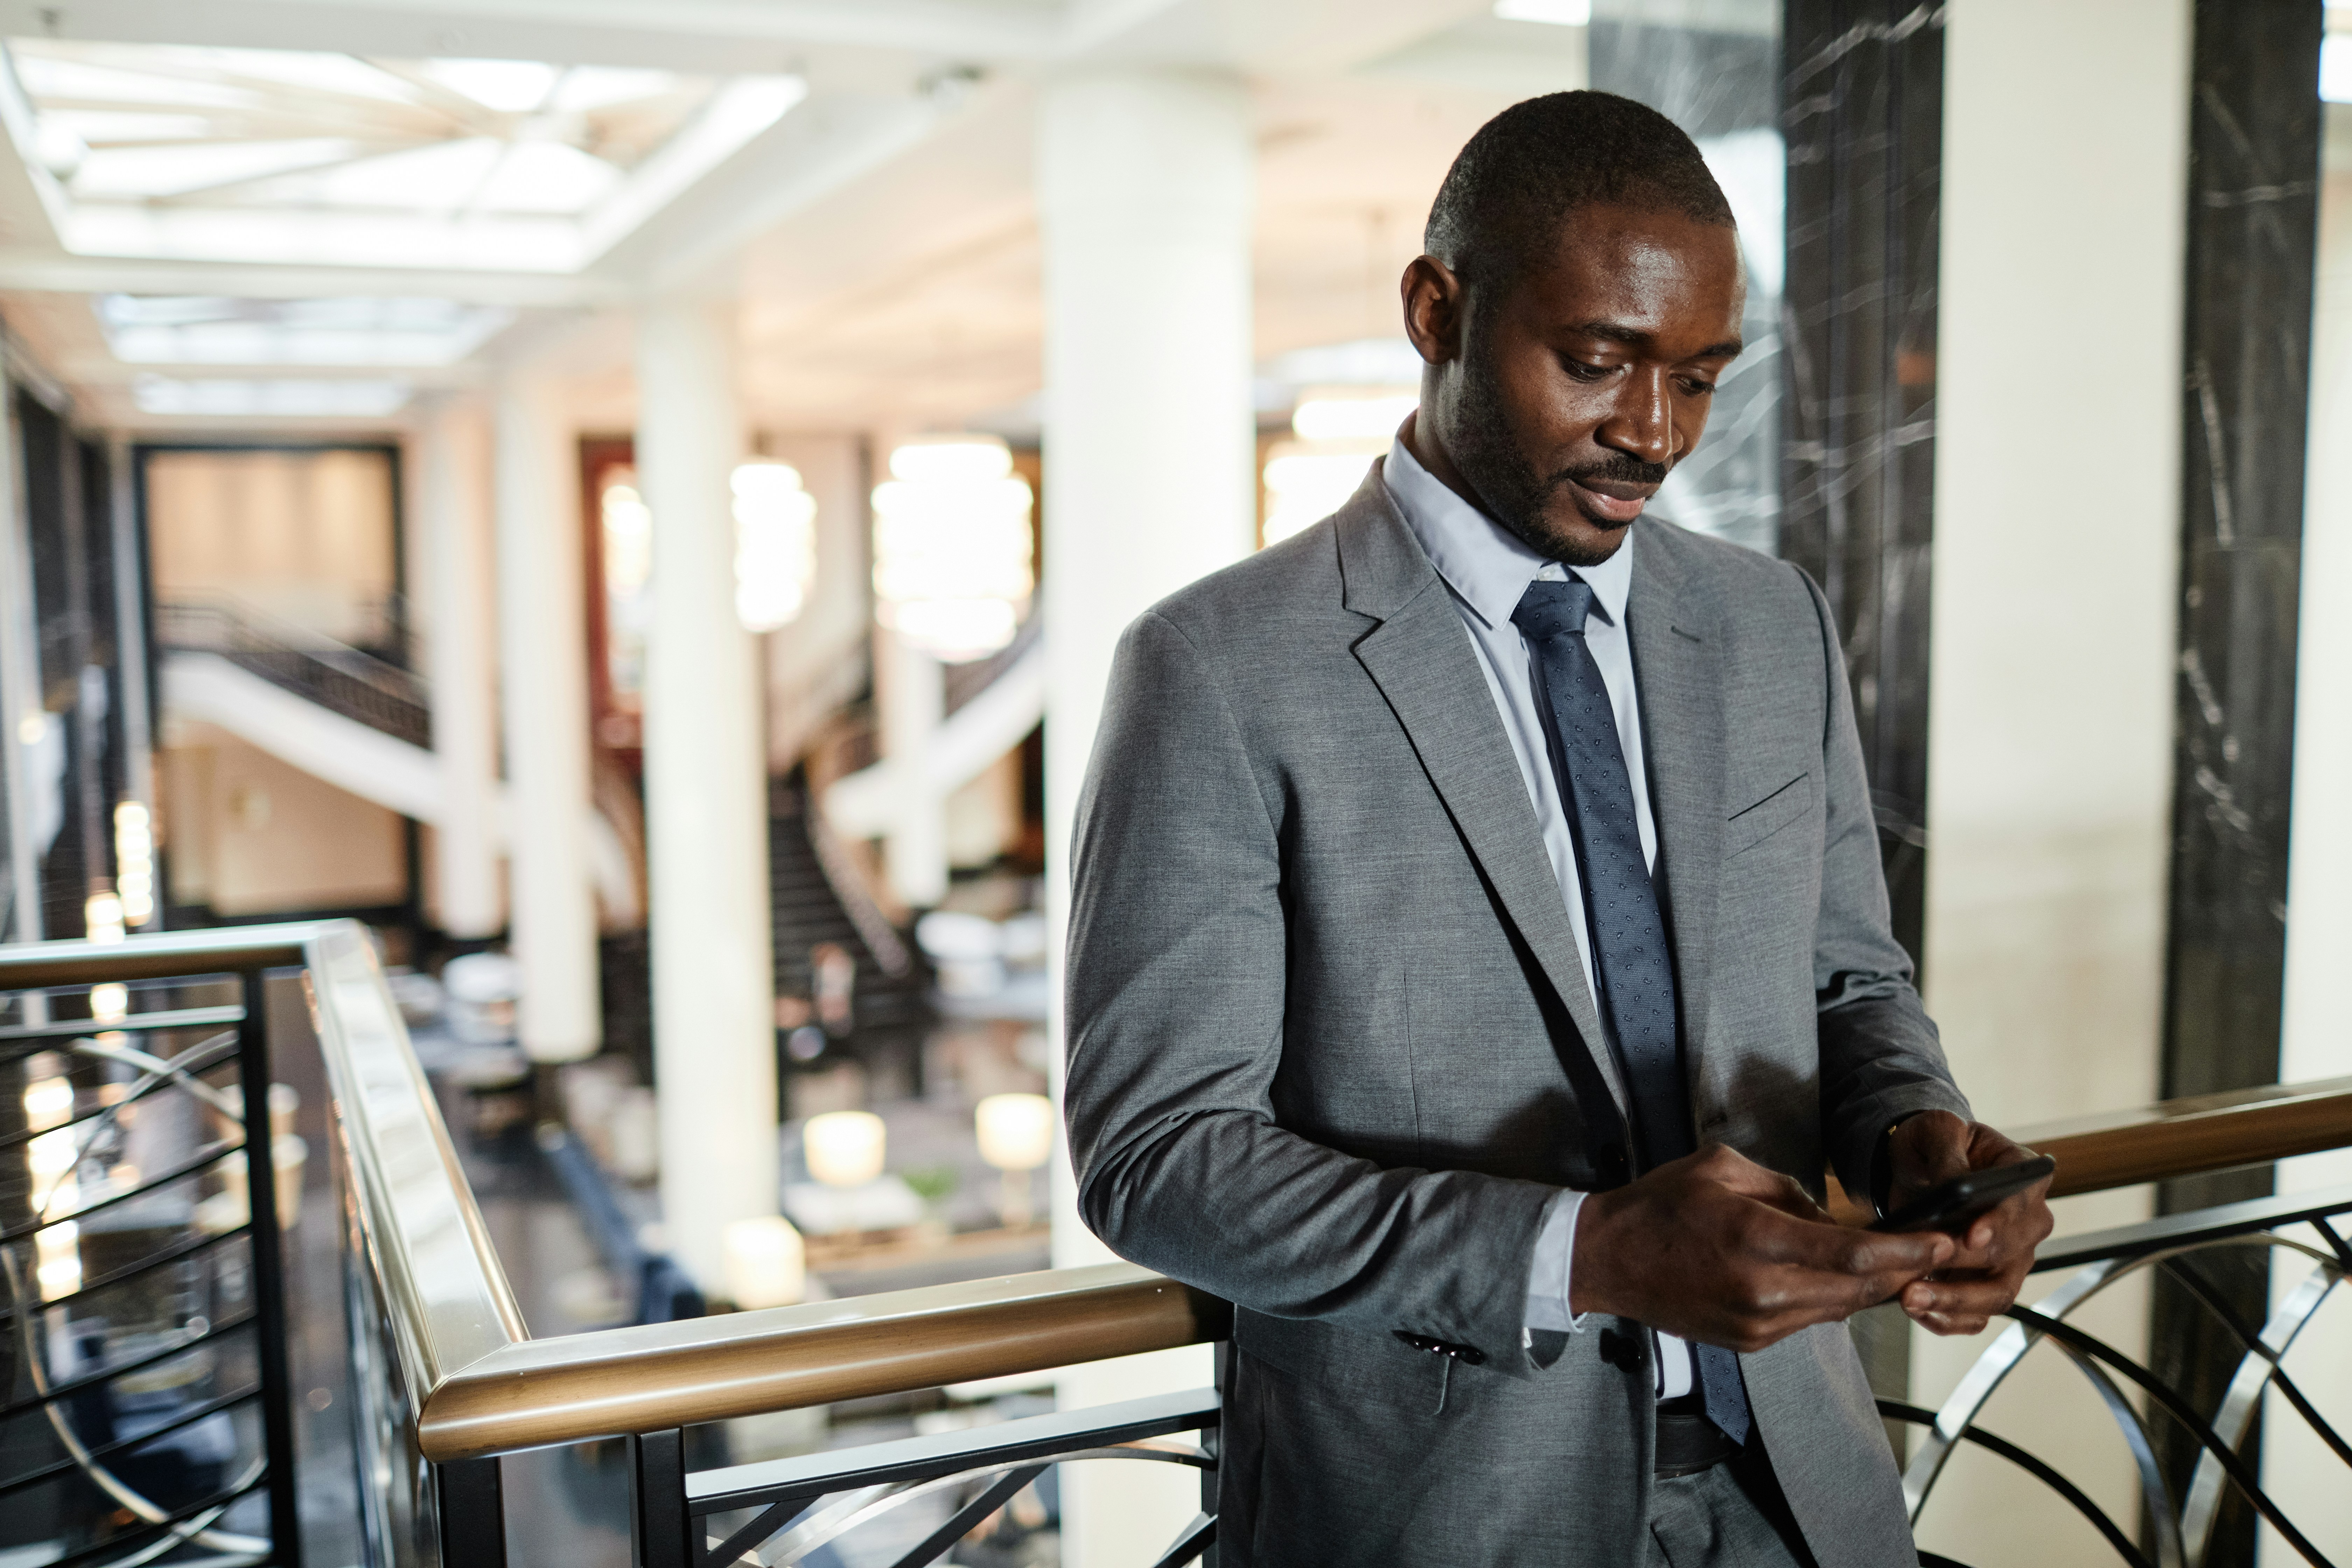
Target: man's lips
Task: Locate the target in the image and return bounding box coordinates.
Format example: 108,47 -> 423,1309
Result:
1562,473 -> 1656,525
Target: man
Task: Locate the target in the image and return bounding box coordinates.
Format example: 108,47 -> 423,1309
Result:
1063,92 -> 2052,1567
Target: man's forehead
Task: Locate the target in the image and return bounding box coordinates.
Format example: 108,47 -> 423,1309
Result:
1514,211 -> 1745,347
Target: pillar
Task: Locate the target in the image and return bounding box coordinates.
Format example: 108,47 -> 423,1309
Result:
419,399 -> 504,940
874,624 -> 947,909
492,365 -> 601,1062
0,339 -> 45,943
1915,1 -> 2189,1560
1036,69 -> 1255,1566
636,295 -> 780,1293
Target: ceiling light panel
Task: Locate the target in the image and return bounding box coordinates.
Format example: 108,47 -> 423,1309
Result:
97,294 -> 514,366
131,374 -> 413,418
2,38 -> 798,273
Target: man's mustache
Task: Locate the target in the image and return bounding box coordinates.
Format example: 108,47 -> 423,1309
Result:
1548,453 -> 1671,489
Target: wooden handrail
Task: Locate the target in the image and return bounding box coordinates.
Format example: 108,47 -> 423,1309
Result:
4,927 -> 2347,1466
2014,1074 -> 2352,1197
419,1264 -> 1229,1462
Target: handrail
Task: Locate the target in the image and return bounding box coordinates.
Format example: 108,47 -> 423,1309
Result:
0,925 -> 2346,1473
2011,1074 -> 2352,1197
420,1264 -> 1227,1462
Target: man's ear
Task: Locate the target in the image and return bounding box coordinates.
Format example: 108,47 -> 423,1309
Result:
1401,255 -> 1464,366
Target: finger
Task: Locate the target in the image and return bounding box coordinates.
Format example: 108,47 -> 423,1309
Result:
1754,1207 -> 1954,1279
1958,1194 -> 2055,1265
1905,1275 -> 2020,1322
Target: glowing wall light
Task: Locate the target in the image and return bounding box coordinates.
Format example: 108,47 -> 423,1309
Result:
1261,386 -> 1417,548
1290,391 -> 1418,442
23,1057 -> 79,1297
731,461 -> 818,633
872,436 -> 1034,662
114,800 -> 155,926
82,891 -> 125,944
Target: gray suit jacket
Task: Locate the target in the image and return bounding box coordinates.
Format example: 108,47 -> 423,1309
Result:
1064,469 -> 1970,1567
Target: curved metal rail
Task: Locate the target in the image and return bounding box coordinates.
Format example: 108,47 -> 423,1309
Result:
1901,1193 -> 2352,1568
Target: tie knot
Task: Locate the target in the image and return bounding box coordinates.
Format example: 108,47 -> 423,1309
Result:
1511,577 -> 1596,642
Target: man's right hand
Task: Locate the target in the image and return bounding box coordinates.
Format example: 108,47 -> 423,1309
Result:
1569,1144 -> 1955,1353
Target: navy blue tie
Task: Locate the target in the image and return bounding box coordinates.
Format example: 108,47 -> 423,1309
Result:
1512,577 -> 1751,1447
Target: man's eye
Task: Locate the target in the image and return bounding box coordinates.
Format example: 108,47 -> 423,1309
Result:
1562,358 -> 1613,382
1678,377 -> 1718,397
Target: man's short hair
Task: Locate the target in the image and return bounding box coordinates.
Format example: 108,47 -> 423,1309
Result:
1424,91 -> 1733,285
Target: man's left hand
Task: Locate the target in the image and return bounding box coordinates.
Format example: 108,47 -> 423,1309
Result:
1884,1110 -> 2055,1336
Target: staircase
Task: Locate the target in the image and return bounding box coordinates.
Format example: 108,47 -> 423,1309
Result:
769,779 -> 929,1040
156,595 -> 429,746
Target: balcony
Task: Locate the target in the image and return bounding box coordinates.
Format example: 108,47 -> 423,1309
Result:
0,923 -> 2346,1567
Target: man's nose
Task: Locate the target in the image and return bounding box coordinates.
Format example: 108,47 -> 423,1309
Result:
1595,367 -> 1675,465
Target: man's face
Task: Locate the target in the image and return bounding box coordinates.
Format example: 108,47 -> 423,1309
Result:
1403,202 -> 1745,565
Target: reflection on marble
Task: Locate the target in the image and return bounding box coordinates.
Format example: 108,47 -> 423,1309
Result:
2152,6 -> 2325,1562
1589,2 -> 1785,557
1777,0 -> 1943,974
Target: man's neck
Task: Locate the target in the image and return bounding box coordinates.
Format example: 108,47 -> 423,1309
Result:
1400,410 -> 1489,519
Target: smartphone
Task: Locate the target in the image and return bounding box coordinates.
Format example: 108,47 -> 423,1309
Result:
1868,1154 -> 2056,1234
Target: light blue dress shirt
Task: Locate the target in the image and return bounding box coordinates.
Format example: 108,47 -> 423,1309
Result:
1383,436 -> 1694,1399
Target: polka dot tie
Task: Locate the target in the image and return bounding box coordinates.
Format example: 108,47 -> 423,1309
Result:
1513,578 -> 1751,1446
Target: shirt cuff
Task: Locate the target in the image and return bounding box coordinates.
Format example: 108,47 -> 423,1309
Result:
1523,1189 -> 1589,1334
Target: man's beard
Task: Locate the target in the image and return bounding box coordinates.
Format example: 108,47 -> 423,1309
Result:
1448,355 -> 1671,567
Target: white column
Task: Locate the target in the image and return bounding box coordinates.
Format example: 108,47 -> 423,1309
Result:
636,294 -> 780,1293
1917,2 -> 2190,1561
492,365 -> 602,1062
874,624 -> 947,909
1037,69 -> 1255,1567
419,398 -> 504,939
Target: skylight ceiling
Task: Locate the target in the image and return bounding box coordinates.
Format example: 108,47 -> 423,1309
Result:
2,41 -> 805,272
95,294 -> 515,366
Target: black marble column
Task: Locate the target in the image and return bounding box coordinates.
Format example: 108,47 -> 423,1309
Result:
2152,6 -> 2324,1563
1777,0 -> 1944,1445
1777,0 -> 1942,979
1587,10 -> 1783,557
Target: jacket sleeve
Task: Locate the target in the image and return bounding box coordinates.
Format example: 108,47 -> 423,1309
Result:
1063,609 -> 1559,1374
1794,567 -> 1973,1202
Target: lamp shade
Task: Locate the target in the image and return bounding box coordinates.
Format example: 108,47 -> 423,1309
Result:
974,1093 -> 1054,1172
723,1216 -> 806,1309
804,1110 -> 886,1187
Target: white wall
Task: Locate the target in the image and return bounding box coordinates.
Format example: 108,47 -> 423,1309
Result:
2261,98 -> 2352,1568
1913,0 -> 2190,1557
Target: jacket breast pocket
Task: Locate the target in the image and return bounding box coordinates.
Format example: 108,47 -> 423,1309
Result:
1726,770 -> 1814,857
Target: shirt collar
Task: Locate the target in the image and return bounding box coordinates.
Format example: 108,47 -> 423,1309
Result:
1383,434 -> 1634,631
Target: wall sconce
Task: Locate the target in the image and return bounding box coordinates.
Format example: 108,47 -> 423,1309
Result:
114,800 -> 155,926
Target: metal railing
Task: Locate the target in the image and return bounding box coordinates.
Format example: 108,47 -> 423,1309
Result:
0,929 -> 314,1568
1891,1185 -> 2350,1568
156,595 -> 431,748
0,922 -> 2346,1568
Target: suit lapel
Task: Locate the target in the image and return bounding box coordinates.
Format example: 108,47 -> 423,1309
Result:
1626,522 -> 1726,1077
1336,475 -> 1627,1112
